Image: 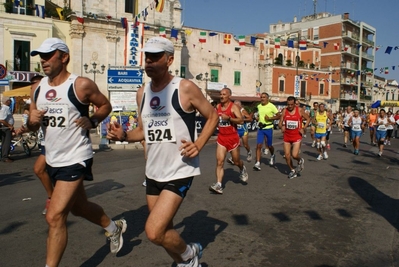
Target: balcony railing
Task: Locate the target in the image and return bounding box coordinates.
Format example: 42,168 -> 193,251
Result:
363,38 -> 375,46
360,95 -> 372,101
5,60 -> 43,73
361,53 -> 374,61
340,93 -> 358,100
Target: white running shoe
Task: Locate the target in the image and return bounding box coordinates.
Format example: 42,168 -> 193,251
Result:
311,141 -> 316,147
209,183 -> 223,194
142,179 -> 147,187
177,243 -> 203,267
264,148 -> 269,155
269,154 -> 275,166
253,162 -> 261,171
239,166 -> 248,182
105,219 -> 127,254
323,151 -> 329,159
296,158 -> 305,173
378,151 -> 382,157
288,170 -> 297,179
246,151 -> 252,162
317,154 -> 323,161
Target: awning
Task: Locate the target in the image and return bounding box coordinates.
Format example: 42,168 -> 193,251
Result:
2,85 -> 31,97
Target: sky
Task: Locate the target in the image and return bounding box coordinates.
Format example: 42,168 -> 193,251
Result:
180,0 -> 399,81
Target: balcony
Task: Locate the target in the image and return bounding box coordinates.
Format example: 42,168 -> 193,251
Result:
363,38 -> 375,46
342,31 -> 359,41
360,95 -> 372,101
361,53 -> 374,61
340,92 -> 358,100
5,60 -> 42,73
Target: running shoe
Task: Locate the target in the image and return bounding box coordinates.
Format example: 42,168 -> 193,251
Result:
378,151 -> 382,157
343,143 -> 347,148
388,141 -> 391,146
326,144 -> 331,150
384,140 -> 387,145
246,151 -> 252,162
239,166 -> 248,182
177,243 -> 203,267
264,148 -> 269,155
296,158 -> 305,173
317,154 -> 323,160
142,179 -> 147,187
323,151 -> 329,159
227,157 -> 234,165
253,162 -> 261,171
311,141 -> 316,147
288,170 -> 297,179
105,219 -> 127,254
269,154 -> 275,166
42,198 -> 50,215
209,183 -> 223,194
354,149 -> 359,155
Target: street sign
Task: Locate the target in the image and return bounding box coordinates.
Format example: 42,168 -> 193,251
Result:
0,64 -> 7,79
0,79 -> 9,86
294,75 -> 300,97
107,69 -> 143,91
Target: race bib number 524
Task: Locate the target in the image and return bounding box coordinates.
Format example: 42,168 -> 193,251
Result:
144,117 -> 176,143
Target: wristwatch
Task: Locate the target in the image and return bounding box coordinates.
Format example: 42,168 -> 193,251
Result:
90,118 -> 99,128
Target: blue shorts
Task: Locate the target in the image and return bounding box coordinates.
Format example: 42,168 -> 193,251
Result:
41,146 -> 46,156
315,132 -> 327,139
257,128 -> 273,147
351,130 -> 362,139
376,130 -> 387,141
237,128 -> 248,138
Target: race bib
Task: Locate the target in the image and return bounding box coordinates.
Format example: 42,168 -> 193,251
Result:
237,124 -> 243,129
41,104 -> 69,128
317,122 -> 325,129
352,125 -> 361,131
144,116 -> 176,144
286,120 -> 298,130
377,125 -> 386,131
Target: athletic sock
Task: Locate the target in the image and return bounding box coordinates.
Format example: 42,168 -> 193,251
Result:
181,244 -> 194,261
216,182 -> 222,187
104,220 -> 117,233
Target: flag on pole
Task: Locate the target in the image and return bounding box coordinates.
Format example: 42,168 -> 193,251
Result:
199,32 -> 207,43
155,0 -> 165,12
334,43 -> 339,50
287,40 -> 294,48
224,34 -> 231,44
238,35 -> 245,46
159,27 -> 166,37
274,38 -> 280,48
121,17 -> 127,29
56,7 -> 64,20
35,5 -> 45,19
171,28 -> 178,40
250,36 -> 256,46
299,40 -> 307,50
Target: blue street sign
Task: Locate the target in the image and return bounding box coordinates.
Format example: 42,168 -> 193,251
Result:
0,79 -> 9,86
107,69 -> 143,85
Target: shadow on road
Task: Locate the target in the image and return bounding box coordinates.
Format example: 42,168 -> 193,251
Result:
84,179 -> 125,199
348,176 -> 399,231
0,172 -> 35,187
80,205 -> 148,266
0,221 -> 27,235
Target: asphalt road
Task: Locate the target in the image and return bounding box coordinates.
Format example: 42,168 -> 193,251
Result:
1,129 -> 399,267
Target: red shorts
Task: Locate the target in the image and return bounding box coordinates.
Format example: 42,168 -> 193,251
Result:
283,131 -> 302,144
217,133 -> 240,152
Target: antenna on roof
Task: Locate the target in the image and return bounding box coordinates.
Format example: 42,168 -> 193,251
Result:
313,0 -> 317,19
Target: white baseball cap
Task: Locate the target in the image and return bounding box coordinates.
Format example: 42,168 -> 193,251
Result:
142,37 -> 174,54
31,38 -> 70,56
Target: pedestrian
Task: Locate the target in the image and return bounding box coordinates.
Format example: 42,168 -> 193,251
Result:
367,108 -> 377,145
106,36 -> 218,267
227,100 -> 252,164
28,38 -> 126,267
210,89 -> 249,194
348,108 -> 365,155
313,103 -> 333,160
385,110 -> 395,146
394,110 -> 399,138
375,109 -> 388,156
341,106 -> 353,147
279,96 -> 310,179
0,97 -> 14,163
253,92 -> 281,171
309,102 -> 318,147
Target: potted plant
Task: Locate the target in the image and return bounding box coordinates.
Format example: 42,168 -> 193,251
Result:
286,59 -> 293,67
3,2 -> 13,13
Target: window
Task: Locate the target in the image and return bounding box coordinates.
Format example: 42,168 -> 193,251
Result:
14,40 -> 30,71
234,71 -> 241,85
301,29 -> 308,40
392,92 -> 395,101
125,0 -> 137,14
300,81 -> 306,98
319,83 -> 324,95
180,66 -> 186,78
279,79 -> 285,92
313,27 -> 319,40
210,69 -> 219,82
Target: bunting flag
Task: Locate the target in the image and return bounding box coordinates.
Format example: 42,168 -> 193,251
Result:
299,40 -> 307,50
323,41 -> 328,48
274,38 -> 280,48
344,45 -> 349,51
14,0 -> 20,7
209,32 -> 218,36
385,46 -> 393,54
224,34 -> 231,44
75,11 -> 84,24
171,28 -> 178,40
155,0 -> 165,12
133,16 -> 139,28
357,44 -> 362,49
393,66 -> 396,71
35,4 -> 45,19
334,43 -> 339,50
250,36 -> 256,46
56,7 -> 64,20
159,27 -> 166,37
287,40 -> 294,48
395,46 -> 399,50
385,67 -> 389,74
199,32 -> 206,43
185,29 -> 192,36
121,17 -> 127,29
238,35 -> 245,46
376,46 -> 381,51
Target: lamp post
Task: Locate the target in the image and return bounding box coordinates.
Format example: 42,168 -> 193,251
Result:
83,62 -> 105,83
196,72 -> 209,99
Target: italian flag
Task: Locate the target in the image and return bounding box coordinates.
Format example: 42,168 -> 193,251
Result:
159,27 -> 166,37
274,38 -> 280,48
238,35 -> 245,46
199,32 -> 206,43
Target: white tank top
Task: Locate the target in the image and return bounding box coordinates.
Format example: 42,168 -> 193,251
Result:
343,112 -> 352,127
351,116 -> 362,132
34,74 -> 93,167
376,117 -> 388,131
141,77 -> 200,182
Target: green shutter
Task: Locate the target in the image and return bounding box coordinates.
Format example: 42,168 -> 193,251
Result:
234,71 -> 241,85
210,69 -> 218,82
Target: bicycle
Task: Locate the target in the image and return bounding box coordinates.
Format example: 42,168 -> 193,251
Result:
0,131 -> 37,156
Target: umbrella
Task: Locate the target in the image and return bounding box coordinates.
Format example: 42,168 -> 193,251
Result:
370,100 -> 381,108
2,85 -> 31,97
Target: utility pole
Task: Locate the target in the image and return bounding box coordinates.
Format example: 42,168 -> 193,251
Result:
313,0 -> 317,18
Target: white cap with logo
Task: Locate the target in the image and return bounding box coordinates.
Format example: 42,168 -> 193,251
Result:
142,37 -> 174,54
31,38 -> 70,56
